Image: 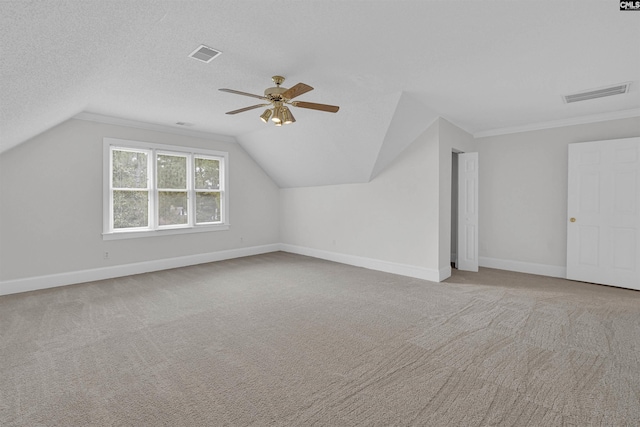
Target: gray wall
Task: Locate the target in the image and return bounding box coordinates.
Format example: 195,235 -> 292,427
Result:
280,121 -> 441,273
280,118 -> 475,280
0,118 -> 280,282
2,114 -> 638,288
476,117 -> 640,271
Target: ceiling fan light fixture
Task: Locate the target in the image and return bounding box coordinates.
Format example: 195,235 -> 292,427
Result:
282,107 -> 296,125
271,106 -> 283,124
260,109 -> 272,123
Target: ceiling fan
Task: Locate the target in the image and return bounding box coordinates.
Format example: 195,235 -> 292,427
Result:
219,76 -> 339,126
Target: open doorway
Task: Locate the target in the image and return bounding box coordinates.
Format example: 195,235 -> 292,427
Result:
451,150 -> 462,269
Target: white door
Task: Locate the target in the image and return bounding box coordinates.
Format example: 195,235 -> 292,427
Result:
458,152 -> 479,272
567,137 -> 640,290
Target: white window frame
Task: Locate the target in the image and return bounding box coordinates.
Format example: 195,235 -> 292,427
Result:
103,138 -> 229,240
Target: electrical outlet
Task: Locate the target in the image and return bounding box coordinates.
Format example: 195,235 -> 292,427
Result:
104,252 -> 109,259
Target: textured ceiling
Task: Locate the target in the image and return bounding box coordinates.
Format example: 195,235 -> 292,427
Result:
1,1 -> 639,187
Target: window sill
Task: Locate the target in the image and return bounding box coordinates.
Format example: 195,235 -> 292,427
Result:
102,224 -> 230,240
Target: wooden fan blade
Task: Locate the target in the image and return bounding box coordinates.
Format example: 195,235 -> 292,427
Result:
225,104 -> 269,115
219,88 -> 268,100
281,83 -> 314,100
293,101 -> 339,113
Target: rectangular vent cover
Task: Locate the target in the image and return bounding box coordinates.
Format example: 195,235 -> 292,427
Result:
189,45 -> 222,63
563,83 -> 630,103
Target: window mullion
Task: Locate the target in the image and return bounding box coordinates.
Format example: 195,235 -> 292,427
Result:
109,147 -> 115,233
219,158 -> 225,224
150,148 -> 157,230
187,154 -> 195,227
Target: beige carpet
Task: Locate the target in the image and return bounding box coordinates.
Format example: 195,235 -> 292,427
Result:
1,252 -> 639,426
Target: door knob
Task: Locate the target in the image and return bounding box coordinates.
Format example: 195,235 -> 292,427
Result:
570,217 -> 576,223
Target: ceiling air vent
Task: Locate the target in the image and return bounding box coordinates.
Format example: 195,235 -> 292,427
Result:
563,83 -> 630,103
189,45 -> 222,63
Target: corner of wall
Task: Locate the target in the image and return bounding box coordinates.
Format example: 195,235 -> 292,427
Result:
369,94 -> 439,181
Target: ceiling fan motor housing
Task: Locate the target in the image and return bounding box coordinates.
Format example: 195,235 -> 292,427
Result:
264,86 -> 287,101
264,75 -> 288,101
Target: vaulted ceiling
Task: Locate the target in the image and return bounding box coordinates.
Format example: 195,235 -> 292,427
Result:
2,1 -> 639,187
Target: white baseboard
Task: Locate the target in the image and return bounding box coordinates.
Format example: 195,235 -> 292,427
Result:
280,244 -> 445,282
479,257 -> 566,279
0,244 -> 280,296
439,265 -> 452,281
3,246 -> 565,297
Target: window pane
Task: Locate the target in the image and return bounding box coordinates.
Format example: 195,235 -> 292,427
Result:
157,155 -> 187,189
113,190 -> 148,229
195,158 -> 220,190
196,192 -> 221,223
113,150 -> 147,188
158,191 -> 188,226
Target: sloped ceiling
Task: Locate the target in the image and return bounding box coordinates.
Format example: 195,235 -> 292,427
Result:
1,1 -> 639,188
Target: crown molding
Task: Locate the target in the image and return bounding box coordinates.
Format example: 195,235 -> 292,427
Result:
73,112 -> 237,143
473,108 -> 640,139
